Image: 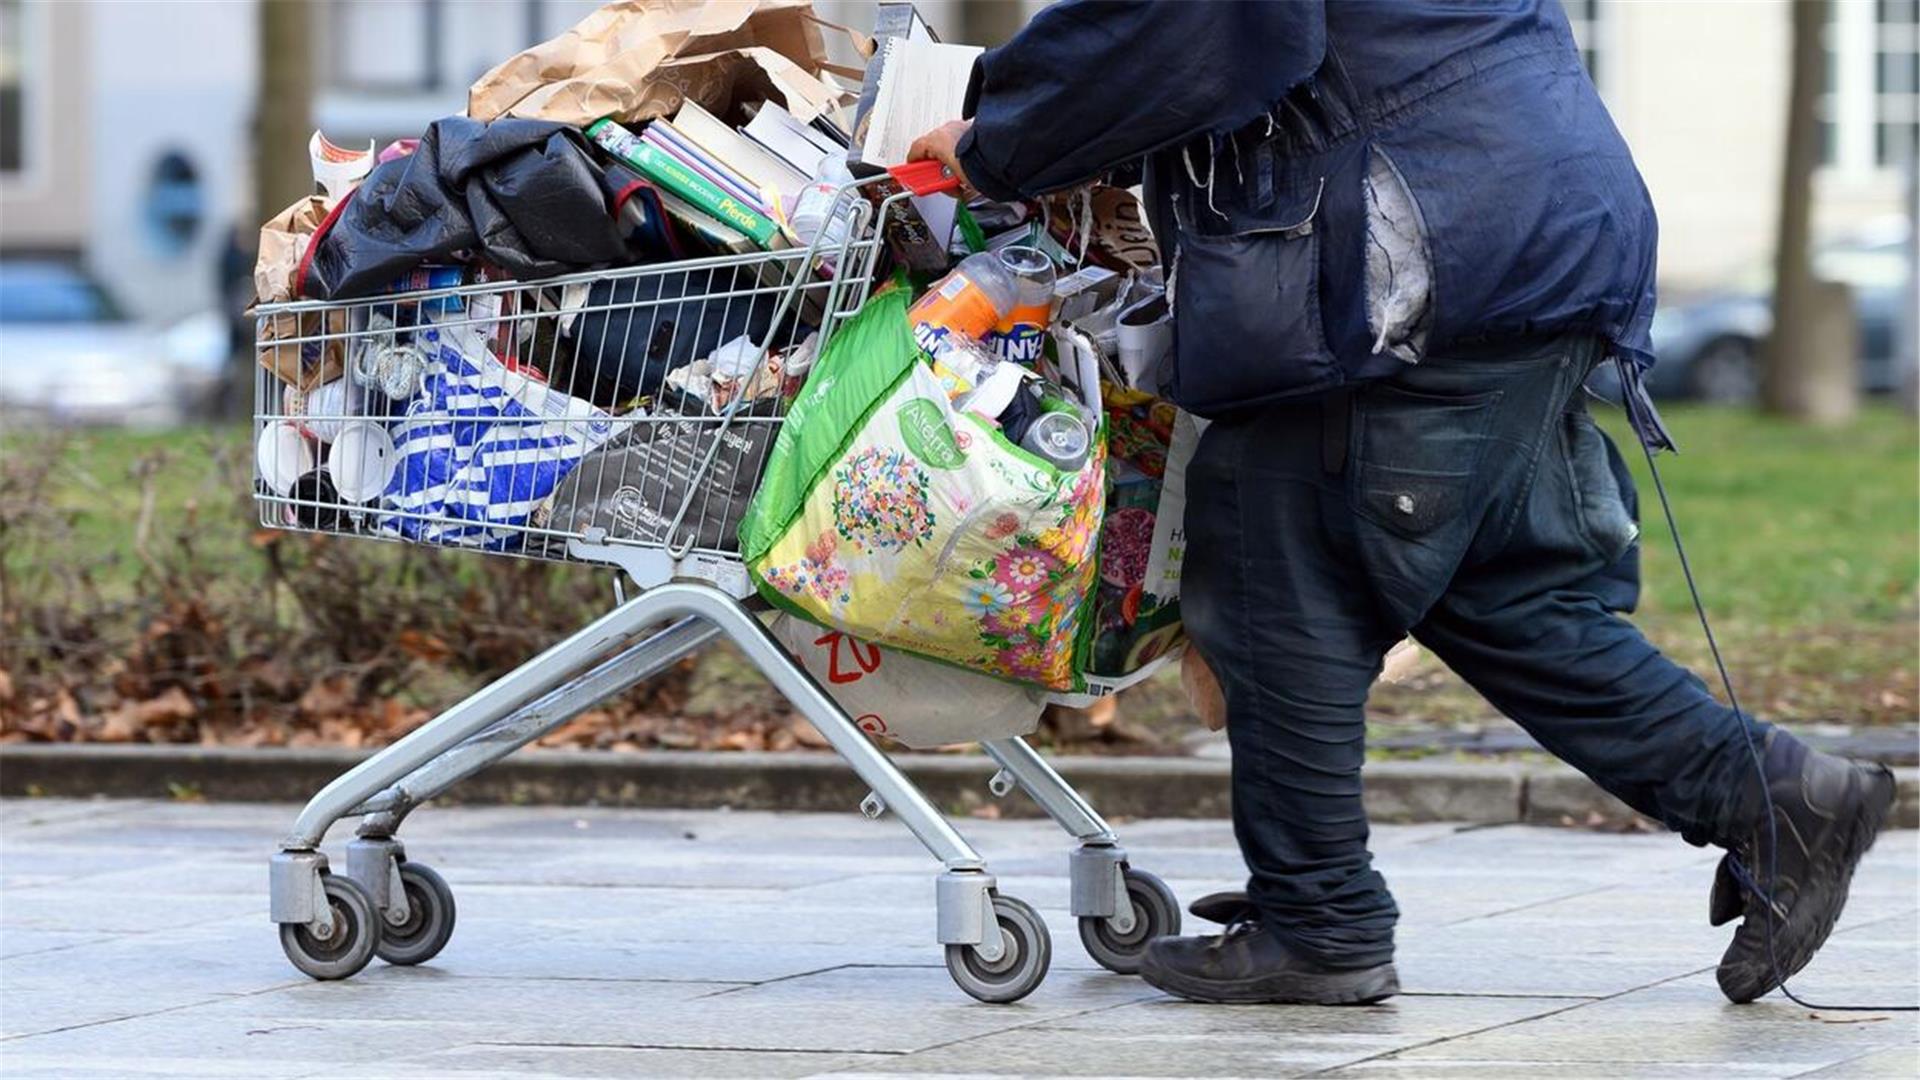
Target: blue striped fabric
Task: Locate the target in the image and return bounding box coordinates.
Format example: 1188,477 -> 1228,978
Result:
380,323 -> 616,551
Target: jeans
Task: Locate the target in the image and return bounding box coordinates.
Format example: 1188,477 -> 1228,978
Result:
1181,333 -> 1768,968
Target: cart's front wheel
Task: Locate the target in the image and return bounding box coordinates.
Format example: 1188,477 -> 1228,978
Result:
945,894 -> 1051,1004
280,873 -> 380,980
1078,867 -> 1180,974
375,862 -> 457,967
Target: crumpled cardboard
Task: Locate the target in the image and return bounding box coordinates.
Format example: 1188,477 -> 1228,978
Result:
252,194 -> 349,391
255,309 -> 349,393
468,0 -> 852,128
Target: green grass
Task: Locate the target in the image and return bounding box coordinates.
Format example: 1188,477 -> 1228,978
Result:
4,424 -> 254,595
1593,403 -> 1917,622
9,406 -> 1916,736
30,406 -> 1913,618
1363,402 -> 1919,730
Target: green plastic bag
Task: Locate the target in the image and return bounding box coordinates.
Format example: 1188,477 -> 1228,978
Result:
739,285 -> 1105,691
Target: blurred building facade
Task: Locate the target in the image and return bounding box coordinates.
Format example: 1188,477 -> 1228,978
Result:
0,0 -> 255,323
1594,0 -> 1916,286
0,0 -> 1912,324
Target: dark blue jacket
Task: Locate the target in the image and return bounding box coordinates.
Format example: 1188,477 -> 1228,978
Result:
957,0 -> 1666,439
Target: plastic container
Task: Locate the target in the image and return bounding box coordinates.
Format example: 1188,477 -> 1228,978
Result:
927,332 -> 1002,403
1020,409 -> 1091,472
908,251 -> 1018,356
788,155 -> 856,256
984,246 -> 1056,365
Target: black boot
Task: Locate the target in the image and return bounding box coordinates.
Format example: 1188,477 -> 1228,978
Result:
1140,921 -> 1399,1005
1713,732 -> 1897,1004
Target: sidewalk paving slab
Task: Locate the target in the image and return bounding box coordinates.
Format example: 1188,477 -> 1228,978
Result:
0,798 -> 1913,1079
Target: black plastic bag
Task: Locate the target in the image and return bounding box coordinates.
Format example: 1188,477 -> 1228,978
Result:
300,116 -> 628,300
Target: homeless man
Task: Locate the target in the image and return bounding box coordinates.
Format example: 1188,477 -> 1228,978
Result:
908,0 -> 1895,1006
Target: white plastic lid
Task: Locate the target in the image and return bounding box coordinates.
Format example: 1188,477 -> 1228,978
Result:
327,421 -> 396,503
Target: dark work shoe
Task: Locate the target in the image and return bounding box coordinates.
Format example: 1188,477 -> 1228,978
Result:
1713,734 -> 1897,1004
1140,922 -> 1399,1005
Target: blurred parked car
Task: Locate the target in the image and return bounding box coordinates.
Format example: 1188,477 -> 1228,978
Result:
1607,228 -> 1913,403
0,260 -> 229,427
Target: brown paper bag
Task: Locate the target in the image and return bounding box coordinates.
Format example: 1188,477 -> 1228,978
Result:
467,0 -> 850,128
1182,647 -> 1228,732
1046,186 -> 1161,274
254,194 -> 332,305
251,195 -> 349,391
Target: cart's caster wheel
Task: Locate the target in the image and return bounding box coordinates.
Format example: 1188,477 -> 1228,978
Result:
280,872 -> 380,980
1078,867 -> 1180,975
376,862 -> 457,967
945,894 -> 1051,1004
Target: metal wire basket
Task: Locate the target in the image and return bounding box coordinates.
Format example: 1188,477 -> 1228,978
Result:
252,178 -> 891,590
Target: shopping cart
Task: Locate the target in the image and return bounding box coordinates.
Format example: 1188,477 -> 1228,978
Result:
256,167 -> 1182,1004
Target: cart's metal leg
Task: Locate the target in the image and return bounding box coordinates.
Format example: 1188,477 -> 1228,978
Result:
345,834 -> 411,927
981,737 -> 1132,926
981,737 -> 1118,845
279,590 -> 692,855
699,596 -> 988,874
275,583 -> 999,948
350,616 -> 720,837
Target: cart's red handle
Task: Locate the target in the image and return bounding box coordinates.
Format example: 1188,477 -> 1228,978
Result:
888,160 -> 962,197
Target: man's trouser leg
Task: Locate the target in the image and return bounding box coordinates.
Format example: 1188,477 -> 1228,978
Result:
1408,359 -> 1767,846
1184,333 -> 1771,967
1183,396 -> 1403,969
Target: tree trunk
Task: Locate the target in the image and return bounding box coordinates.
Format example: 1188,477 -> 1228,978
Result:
1762,0 -> 1858,423
254,0 -> 314,226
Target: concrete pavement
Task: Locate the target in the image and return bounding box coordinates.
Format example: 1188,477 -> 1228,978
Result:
1,798 -> 1914,1078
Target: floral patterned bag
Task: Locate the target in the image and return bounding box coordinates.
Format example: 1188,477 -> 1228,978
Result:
739,285 -> 1105,692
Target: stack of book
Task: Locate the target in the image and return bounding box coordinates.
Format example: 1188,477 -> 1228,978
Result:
586,101 -> 856,259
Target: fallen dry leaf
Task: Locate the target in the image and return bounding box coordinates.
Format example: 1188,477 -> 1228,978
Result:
396,630 -> 454,664
788,719 -> 831,749
297,676 -> 357,720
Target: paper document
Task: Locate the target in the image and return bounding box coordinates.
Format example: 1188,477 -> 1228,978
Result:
860,37 -> 982,168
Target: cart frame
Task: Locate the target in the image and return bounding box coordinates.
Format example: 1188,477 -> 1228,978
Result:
257,174 -> 1179,1003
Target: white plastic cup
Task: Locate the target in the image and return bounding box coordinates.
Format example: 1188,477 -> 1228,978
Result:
326,421 -> 397,503
256,421 -> 316,496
